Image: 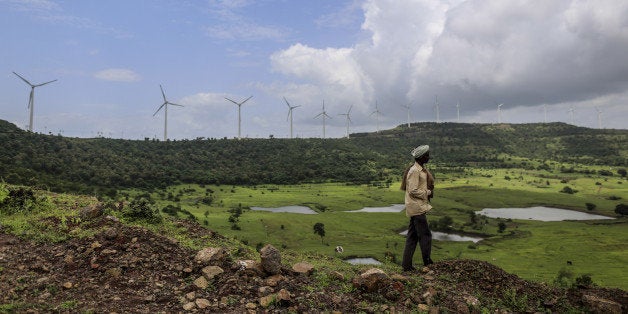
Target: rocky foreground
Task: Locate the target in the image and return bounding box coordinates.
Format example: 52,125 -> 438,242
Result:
1,214 -> 626,313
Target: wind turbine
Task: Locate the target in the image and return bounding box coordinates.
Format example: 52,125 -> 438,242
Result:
13,71 -> 57,132
434,95 -> 440,123
401,102 -> 411,127
543,104 -> 548,123
153,85 -> 183,141
338,105 -> 353,138
568,106 -> 575,125
225,95 -> 253,139
456,101 -> 460,123
314,100 -> 332,139
595,106 -> 603,129
497,103 -> 503,123
284,97 -> 301,138
370,101 -> 382,133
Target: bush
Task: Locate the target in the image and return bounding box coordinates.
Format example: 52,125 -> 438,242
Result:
0,186 -> 39,215
615,204 -> 628,216
560,186 -> 578,194
123,197 -> 162,224
585,203 -> 596,211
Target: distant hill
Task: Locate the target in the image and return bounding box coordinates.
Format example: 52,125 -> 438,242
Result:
0,119 -> 626,194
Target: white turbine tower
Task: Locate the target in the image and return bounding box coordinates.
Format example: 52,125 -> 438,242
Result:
284,97 -> 301,139
153,85 -> 183,141
497,103 -> 503,123
225,95 -> 253,139
543,104 -> 548,123
401,102 -> 411,127
595,106 -> 603,129
456,101 -> 460,123
314,100 -> 332,138
338,105 -> 353,138
370,101 -> 382,133
434,95 -> 440,123
13,71 -> 57,132
568,106 -> 575,125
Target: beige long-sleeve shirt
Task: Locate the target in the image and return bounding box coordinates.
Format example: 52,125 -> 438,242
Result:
404,162 -> 434,217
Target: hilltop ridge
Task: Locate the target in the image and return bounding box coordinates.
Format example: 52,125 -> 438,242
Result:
1,119 -> 626,195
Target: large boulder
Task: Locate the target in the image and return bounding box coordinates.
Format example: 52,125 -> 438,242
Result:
195,247 -> 227,266
260,244 -> 282,275
352,268 -> 391,292
79,203 -> 104,220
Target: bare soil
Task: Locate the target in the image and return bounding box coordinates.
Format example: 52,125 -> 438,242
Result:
1,217 -> 626,313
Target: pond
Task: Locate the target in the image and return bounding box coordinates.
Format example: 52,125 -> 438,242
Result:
399,230 -> 483,243
345,257 -> 382,265
250,206 -> 318,215
475,206 -> 615,221
346,204 -> 405,213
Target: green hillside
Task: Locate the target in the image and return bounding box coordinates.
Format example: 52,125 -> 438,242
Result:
1,119 -> 626,194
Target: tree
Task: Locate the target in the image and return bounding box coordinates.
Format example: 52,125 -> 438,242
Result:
313,222 -> 325,244
618,168 -> 627,177
615,204 -> 628,216
498,221 -> 507,233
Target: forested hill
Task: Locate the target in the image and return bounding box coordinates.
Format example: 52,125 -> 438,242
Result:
1,119 -> 626,194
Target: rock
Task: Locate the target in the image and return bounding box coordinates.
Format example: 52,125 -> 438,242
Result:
183,267 -> 193,273
80,203 -> 104,220
352,268 -> 390,292
105,267 -> 122,278
62,282 -> 73,289
582,294 -> 622,314
418,304 -> 429,312
259,295 -> 275,308
91,241 -> 102,249
195,247 -> 227,266
463,295 -> 479,307
237,260 -> 263,274
201,265 -> 224,280
182,302 -> 196,311
264,274 -> 285,287
259,286 -> 274,296
330,271 -> 345,281
195,298 -> 211,309
246,302 -> 257,310
277,289 -> 291,302
105,215 -> 119,222
193,276 -> 209,289
422,286 -> 437,305
103,227 -> 118,240
292,262 -> 315,275
260,244 -> 282,275
391,273 -> 409,282
185,292 -> 196,301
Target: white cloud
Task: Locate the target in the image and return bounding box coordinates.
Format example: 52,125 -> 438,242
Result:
93,69 -> 141,82
267,0 -> 628,130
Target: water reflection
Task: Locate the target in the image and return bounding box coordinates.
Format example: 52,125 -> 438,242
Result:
346,204 -> 404,213
400,230 -> 483,243
476,206 -> 614,221
345,257 -> 382,265
250,206 -> 318,214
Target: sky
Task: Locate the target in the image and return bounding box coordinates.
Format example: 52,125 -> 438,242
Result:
1,0 -> 627,140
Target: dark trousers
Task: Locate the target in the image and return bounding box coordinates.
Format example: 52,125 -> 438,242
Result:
402,214 -> 432,269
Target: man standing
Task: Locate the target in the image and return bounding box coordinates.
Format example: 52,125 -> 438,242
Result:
401,145 -> 435,271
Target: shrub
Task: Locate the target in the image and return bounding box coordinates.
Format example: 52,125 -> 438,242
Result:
123,197 -> 162,224
585,203 -> 596,211
560,186 -> 578,194
0,186 -> 39,215
615,204 -> 628,216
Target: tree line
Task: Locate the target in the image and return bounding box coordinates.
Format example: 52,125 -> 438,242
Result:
1,119 -> 626,195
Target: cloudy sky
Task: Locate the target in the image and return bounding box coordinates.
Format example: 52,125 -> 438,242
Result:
1,0 -> 626,140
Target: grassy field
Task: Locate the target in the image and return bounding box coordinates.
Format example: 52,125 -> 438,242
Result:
119,166 -> 628,289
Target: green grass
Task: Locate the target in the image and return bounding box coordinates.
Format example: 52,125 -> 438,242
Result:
119,166 -> 628,289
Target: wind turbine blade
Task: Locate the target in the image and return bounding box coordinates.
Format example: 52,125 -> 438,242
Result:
153,103 -> 166,116
225,97 -> 239,105
287,110 -> 291,121
348,105 -> 353,114
13,72 -> 33,86
35,79 -> 57,87
168,102 -> 183,107
283,97 -> 291,108
314,112 -> 323,118
241,95 -> 253,105
159,85 -> 168,102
